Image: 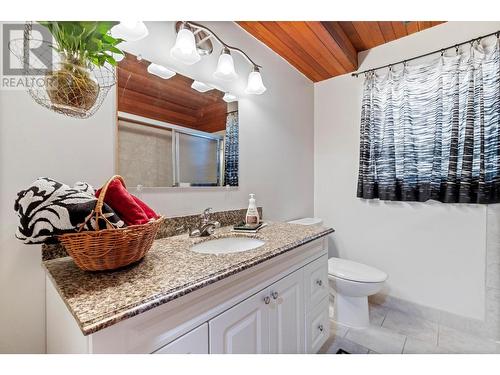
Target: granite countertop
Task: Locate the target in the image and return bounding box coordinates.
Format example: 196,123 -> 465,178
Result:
43,222 -> 334,335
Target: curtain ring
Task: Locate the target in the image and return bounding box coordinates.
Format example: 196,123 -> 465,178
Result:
455,45 -> 459,55
440,49 -> 444,56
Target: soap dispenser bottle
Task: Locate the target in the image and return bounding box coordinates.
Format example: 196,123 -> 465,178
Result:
245,193 -> 260,225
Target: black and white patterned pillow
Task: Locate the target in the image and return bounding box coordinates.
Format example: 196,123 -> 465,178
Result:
14,177 -> 125,244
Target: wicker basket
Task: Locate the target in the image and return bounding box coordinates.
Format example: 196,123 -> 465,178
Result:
59,175 -> 163,271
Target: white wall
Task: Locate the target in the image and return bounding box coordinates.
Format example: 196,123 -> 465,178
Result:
123,22 -> 315,220
315,22 -> 500,320
0,61 -> 116,355
0,20 -> 118,354
0,21 -> 314,353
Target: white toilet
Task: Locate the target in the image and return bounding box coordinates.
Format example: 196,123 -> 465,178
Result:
287,217 -> 323,226
288,217 -> 388,329
328,258 -> 387,328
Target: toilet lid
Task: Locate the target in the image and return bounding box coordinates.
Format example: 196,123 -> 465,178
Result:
287,217 -> 323,226
328,257 -> 387,283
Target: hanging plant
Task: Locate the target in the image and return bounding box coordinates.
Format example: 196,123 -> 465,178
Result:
38,21 -> 124,116
8,22 -> 124,118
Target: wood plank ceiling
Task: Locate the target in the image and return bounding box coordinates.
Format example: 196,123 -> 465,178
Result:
117,53 -> 228,133
237,21 -> 445,82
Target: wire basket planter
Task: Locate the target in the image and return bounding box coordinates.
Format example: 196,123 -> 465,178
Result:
8,22 -> 116,119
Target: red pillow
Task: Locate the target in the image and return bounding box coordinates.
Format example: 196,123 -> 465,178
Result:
132,195 -> 158,220
96,179 -> 151,226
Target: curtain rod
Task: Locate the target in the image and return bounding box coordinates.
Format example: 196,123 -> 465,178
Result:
351,30 -> 500,77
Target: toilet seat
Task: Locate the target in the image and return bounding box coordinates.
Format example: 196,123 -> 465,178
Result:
328,257 -> 387,283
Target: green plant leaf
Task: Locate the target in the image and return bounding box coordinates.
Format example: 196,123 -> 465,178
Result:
37,21 -> 125,67
105,55 -> 118,66
106,46 -> 123,54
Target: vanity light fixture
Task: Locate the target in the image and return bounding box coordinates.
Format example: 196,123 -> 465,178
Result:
112,52 -> 125,63
208,83 -> 224,91
172,21 -> 267,94
213,48 -> 237,81
245,66 -> 267,95
111,22 -> 149,42
191,80 -> 213,93
170,23 -> 201,65
147,63 -> 176,79
222,92 -> 237,103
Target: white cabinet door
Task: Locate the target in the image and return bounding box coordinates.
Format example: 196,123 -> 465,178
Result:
154,323 -> 208,354
269,269 -> 305,353
209,288 -> 270,354
306,296 -> 330,353
303,254 -> 329,310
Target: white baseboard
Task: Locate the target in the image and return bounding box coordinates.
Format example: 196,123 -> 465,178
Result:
368,294 -> 498,340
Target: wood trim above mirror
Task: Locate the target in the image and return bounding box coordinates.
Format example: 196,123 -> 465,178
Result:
117,53 -> 228,133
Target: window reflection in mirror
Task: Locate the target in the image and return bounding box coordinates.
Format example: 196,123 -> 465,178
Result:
116,53 -> 239,188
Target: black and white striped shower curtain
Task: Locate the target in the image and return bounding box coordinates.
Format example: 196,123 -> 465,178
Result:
357,39 -> 500,203
224,111 -> 239,186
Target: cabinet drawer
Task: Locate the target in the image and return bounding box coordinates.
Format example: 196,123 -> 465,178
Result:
306,296 -> 330,354
154,323 -> 208,354
303,254 -> 329,310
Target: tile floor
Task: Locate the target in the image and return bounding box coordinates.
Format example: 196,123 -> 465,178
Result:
319,303 -> 500,354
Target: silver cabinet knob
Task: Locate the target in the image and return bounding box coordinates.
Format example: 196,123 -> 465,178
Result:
318,324 -> 324,332
316,279 -> 323,287
264,296 -> 271,305
271,291 -> 279,299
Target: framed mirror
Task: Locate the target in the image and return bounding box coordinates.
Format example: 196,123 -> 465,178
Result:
116,53 -> 239,188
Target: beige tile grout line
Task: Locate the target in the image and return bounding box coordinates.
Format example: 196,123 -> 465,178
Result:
401,336 -> 408,354
437,323 -> 441,347
380,310 -> 388,326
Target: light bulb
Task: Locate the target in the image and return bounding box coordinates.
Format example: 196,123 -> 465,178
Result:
245,67 -> 267,95
111,22 -> 149,42
213,48 -> 237,81
170,26 -> 201,65
147,63 -> 176,79
223,93 -> 237,103
191,81 -> 213,92
112,52 -> 125,62
208,83 -> 224,92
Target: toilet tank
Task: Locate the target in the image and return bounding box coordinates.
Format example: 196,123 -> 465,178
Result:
287,217 -> 323,226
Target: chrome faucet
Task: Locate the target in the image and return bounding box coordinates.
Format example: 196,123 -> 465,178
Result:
188,207 -> 221,237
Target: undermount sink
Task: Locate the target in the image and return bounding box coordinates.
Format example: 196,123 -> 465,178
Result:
191,236 -> 265,255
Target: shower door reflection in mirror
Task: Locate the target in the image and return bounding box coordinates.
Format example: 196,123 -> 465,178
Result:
116,53 -> 239,187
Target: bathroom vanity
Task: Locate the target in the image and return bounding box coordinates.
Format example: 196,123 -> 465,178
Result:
44,222 -> 333,354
